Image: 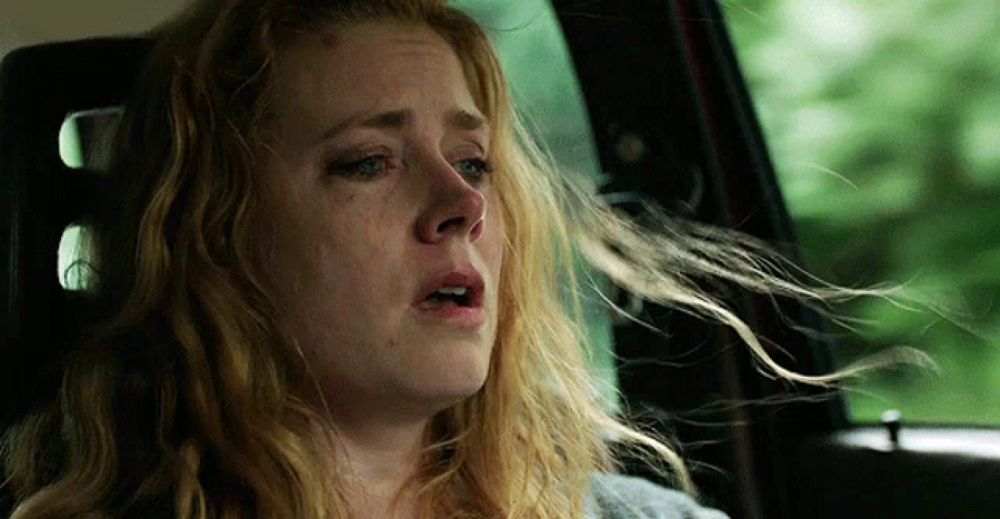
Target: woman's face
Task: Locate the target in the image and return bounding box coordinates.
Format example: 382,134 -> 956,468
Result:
259,21 -> 504,423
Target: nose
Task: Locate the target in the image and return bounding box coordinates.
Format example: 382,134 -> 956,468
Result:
415,158 -> 487,244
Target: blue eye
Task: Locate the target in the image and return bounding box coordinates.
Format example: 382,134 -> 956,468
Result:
454,158 -> 492,184
333,155 -> 389,180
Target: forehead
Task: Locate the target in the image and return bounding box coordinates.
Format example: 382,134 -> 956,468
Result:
269,21 -> 480,141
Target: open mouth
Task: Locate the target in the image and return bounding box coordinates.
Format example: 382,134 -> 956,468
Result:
414,269 -> 486,312
424,286 -> 476,307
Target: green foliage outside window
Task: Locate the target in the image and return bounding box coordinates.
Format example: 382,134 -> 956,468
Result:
724,0 -> 1000,424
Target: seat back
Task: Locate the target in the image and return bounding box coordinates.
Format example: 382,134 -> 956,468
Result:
0,38 -> 150,432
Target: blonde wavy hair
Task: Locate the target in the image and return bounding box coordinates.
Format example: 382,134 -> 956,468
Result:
1,0 -> 910,517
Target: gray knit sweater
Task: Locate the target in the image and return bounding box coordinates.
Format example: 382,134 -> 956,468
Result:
585,474 -> 730,519
0,474 -> 728,518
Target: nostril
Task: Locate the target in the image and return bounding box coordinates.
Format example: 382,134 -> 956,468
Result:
418,189 -> 488,243
436,216 -> 467,235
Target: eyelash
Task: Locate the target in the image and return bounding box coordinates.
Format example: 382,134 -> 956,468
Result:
331,155 -> 395,180
454,158 -> 493,184
330,155 -> 493,184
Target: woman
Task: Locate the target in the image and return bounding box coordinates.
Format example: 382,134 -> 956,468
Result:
2,0 -> 862,517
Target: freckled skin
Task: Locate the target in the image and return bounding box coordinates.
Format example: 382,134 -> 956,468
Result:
259,22 -> 504,426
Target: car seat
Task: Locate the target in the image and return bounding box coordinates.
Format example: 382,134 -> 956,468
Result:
0,38 -> 151,435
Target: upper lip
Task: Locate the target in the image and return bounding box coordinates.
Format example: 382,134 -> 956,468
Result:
413,267 -> 485,308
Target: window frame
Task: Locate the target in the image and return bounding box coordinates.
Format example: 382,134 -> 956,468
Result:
553,0 -> 1000,517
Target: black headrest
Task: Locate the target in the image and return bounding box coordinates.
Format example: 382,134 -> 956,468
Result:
0,38 -> 152,430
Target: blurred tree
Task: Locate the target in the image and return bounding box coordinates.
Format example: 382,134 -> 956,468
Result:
724,0 -> 1000,423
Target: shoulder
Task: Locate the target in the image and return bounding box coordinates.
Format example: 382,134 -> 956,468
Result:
585,473 -> 730,519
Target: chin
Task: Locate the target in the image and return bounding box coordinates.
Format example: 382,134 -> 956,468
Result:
406,356 -> 490,412
396,327 -> 496,412
427,365 -> 489,402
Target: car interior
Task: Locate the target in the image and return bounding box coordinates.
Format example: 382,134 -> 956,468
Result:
2,1 -> 999,517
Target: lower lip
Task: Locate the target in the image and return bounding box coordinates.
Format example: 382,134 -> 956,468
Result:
412,301 -> 486,328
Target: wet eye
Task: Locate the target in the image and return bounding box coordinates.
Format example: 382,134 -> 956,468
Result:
332,155 -> 390,180
454,158 -> 492,184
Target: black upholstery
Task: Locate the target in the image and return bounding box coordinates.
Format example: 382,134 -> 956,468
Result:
0,38 -> 151,432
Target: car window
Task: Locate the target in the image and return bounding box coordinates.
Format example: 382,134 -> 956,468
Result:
456,0 -> 618,404
724,0 -> 1000,424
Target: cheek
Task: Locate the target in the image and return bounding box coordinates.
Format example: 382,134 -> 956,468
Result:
485,194 -> 507,264
275,196 -> 409,317
263,205 -> 382,347
269,189 -> 379,262
255,191 -> 338,302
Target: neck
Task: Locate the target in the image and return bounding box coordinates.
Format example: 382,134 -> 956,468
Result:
319,412 -> 431,519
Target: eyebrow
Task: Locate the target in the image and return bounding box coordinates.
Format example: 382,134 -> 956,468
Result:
317,108 -> 489,144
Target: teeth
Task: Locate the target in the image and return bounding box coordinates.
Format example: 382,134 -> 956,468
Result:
436,286 -> 468,296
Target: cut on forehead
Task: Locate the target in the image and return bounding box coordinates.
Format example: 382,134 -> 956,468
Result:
289,18 -> 456,57
271,0 -> 450,45
274,17 -> 460,82
265,20 -> 489,152
319,19 -> 453,50
263,0 -> 508,143
273,20 -> 468,94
